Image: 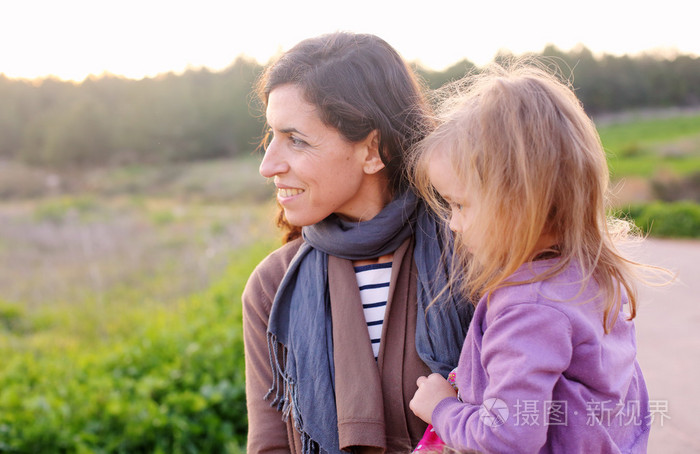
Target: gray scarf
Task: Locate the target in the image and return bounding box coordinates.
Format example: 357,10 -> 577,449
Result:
266,191 -> 472,453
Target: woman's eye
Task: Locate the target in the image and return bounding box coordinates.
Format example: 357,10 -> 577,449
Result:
290,136 -> 307,147
452,203 -> 463,212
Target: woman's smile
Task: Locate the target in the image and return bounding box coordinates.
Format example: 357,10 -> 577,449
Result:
276,186 -> 305,200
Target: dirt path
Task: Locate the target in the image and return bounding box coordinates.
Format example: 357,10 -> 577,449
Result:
632,238 -> 700,453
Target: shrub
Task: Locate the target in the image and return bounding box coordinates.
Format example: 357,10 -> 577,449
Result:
651,171 -> 700,202
0,301 -> 25,332
622,201 -> 700,238
0,241 -> 276,453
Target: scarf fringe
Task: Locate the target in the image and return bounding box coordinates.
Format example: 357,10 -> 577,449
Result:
264,332 -> 283,409
266,332 -> 320,454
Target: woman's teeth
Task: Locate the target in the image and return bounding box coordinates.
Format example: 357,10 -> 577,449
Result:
278,188 -> 304,198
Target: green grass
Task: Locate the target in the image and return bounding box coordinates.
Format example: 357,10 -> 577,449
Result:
598,114 -> 700,150
0,154 -> 281,452
598,113 -> 700,178
0,239 -> 279,453
607,154 -> 700,179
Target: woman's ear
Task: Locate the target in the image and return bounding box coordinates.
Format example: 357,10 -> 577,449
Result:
362,130 -> 386,175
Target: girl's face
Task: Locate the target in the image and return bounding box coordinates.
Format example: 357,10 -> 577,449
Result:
427,151 -> 478,250
259,84 -> 381,227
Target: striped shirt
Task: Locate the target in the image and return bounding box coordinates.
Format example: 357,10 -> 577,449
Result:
354,262 -> 393,358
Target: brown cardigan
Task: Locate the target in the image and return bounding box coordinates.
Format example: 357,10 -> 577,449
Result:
242,237 -> 431,453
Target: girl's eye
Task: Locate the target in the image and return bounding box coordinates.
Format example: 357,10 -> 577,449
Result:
453,203 -> 463,212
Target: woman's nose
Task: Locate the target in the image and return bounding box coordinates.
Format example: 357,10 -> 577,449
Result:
259,140 -> 288,178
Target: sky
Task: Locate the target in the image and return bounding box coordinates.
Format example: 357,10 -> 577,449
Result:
1,0 -> 698,82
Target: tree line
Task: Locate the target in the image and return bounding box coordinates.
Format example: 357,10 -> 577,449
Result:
1,45 -> 699,168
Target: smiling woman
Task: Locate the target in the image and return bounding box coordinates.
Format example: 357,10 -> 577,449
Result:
242,32 -> 473,454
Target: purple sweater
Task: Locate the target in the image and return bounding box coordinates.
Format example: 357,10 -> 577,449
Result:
432,259 -> 650,453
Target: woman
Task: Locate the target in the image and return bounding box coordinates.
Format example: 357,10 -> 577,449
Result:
243,32 -> 473,453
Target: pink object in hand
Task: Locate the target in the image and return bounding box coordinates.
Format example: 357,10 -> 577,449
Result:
412,369 -> 457,453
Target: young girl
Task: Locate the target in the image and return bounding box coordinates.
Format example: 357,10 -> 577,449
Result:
408,62 -> 666,453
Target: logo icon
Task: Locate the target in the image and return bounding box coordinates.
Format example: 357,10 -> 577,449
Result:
479,398 -> 509,427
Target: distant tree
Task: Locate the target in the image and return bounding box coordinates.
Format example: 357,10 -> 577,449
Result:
3,49 -> 700,169
0,75 -> 26,159
414,59 -> 477,90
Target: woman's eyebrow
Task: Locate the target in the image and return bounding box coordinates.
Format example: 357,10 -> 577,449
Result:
278,127 -> 309,137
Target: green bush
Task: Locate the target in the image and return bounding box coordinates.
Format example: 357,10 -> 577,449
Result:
0,302 -> 25,332
0,241 -> 276,453
622,201 -> 700,238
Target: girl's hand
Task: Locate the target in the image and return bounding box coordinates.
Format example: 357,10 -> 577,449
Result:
409,373 -> 458,425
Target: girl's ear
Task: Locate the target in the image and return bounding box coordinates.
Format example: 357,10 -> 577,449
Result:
362,130 -> 385,175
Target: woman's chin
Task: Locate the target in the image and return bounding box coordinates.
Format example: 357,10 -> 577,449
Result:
283,211 -> 322,229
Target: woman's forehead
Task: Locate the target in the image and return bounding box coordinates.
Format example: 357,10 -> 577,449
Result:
266,85 -> 319,128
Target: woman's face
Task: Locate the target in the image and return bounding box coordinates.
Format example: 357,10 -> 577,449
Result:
260,84 -> 381,227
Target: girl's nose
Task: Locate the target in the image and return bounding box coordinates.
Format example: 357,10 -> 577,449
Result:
449,215 -> 459,233
259,139 -> 288,178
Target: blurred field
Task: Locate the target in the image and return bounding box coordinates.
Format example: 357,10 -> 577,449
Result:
1,112 -> 698,307
0,155 -> 276,307
597,111 -> 700,206
0,110 -> 699,450
0,156 -> 281,451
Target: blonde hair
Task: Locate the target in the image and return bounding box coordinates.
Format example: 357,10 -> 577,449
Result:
411,60 -> 659,333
